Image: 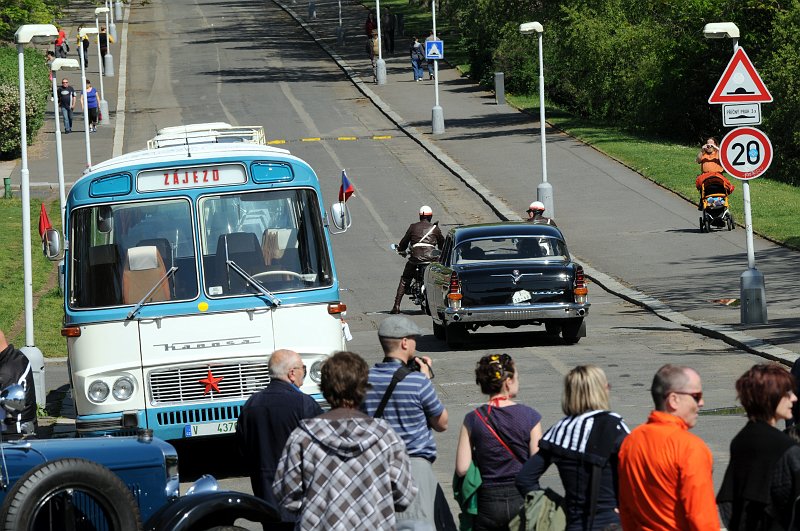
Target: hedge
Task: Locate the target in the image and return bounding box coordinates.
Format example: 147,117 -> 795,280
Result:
0,46 -> 51,158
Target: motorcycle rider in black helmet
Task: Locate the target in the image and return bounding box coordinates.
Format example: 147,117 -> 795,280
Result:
391,205 -> 444,314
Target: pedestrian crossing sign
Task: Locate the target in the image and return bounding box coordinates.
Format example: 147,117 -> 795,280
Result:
425,40 -> 443,60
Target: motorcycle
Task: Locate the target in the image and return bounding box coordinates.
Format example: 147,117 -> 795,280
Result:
390,244 -> 430,314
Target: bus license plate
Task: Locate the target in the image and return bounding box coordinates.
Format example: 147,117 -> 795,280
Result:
184,421 -> 236,437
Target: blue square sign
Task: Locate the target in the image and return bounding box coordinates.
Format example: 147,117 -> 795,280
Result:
425,40 -> 444,60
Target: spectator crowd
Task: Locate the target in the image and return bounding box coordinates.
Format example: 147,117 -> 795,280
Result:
235,315 -> 800,531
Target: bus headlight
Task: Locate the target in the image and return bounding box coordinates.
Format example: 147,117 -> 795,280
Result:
88,380 -> 110,403
112,376 -> 135,401
309,361 -> 323,384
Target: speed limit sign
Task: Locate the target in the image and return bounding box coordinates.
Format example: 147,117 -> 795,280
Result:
719,126 -> 773,180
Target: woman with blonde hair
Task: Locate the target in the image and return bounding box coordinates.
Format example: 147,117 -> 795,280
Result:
516,365 -> 629,530
455,354 -> 542,531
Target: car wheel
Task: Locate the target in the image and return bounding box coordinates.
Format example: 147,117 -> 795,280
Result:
544,322 -> 561,336
0,457 -> 141,531
561,318 -> 585,345
445,323 -> 467,348
432,319 -> 445,340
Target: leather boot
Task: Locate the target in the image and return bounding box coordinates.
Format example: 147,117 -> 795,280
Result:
390,281 -> 405,314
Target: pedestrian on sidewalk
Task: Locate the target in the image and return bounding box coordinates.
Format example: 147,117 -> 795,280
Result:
54,26 -> 68,58
237,349 -> 323,530
46,51 -> 55,83
410,37 -> 425,82
77,27 -> 90,68
81,79 -> 99,132
274,351 -> 416,530
97,26 -> 114,76
366,29 -> 380,84
455,353 -> 542,530
58,78 -> 76,134
364,12 -> 376,38
425,30 -> 436,80
382,7 -> 395,54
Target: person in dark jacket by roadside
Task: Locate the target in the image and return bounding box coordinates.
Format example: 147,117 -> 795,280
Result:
717,363 -> 800,531
517,365 -> 628,530
0,329 -> 37,440
236,349 -> 323,530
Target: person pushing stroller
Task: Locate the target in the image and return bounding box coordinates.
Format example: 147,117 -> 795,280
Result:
695,137 -> 736,232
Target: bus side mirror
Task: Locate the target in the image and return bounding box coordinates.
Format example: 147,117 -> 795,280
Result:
330,202 -> 351,232
42,228 -> 62,261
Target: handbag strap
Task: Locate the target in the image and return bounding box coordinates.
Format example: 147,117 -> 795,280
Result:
474,407 -> 523,463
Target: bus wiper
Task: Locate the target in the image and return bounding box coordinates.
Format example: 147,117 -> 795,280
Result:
126,266 -> 178,320
226,260 -> 282,307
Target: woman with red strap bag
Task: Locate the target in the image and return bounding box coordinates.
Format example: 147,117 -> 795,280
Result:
455,354 -> 543,531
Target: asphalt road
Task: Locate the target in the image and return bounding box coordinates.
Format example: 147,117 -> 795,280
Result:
34,0 -> 792,527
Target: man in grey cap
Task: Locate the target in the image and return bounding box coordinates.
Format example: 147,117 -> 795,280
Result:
362,315 -> 448,530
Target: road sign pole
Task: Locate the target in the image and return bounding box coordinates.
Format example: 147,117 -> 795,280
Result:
739,180 -> 767,323
431,0 -> 444,135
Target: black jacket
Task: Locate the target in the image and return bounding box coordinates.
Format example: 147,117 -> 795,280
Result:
398,220 -> 444,263
236,379 -> 323,520
0,344 -> 37,437
718,420 -> 800,531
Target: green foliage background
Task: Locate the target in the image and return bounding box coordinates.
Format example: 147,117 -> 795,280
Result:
445,0 -> 800,185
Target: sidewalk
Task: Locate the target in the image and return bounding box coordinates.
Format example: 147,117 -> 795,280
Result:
1,0 -> 125,199
280,0 -> 800,362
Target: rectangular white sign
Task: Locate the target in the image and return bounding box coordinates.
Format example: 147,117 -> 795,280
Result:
722,103 -> 762,127
137,163 -> 247,192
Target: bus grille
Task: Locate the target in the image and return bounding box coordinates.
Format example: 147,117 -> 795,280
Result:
148,362 -> 270,405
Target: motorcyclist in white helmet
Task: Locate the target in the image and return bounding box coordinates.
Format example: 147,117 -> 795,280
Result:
391,205 -> 444,314
525,201 -> 557,226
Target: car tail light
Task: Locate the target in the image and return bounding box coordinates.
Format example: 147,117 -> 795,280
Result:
447,272 -> 462,309
574,266 -> 588,304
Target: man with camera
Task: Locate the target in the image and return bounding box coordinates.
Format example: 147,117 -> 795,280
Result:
363,316 -> 449,530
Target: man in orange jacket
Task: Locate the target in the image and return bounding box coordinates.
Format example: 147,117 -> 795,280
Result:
618,364 -> 720,530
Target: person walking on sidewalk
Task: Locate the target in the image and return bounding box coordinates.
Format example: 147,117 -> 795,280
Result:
366,29 -> 380,84
425,30 -> 436,80
77,27 -> 90,68
97,27 -> 114,76
54,26 -> 68,58
81,79 -> 99,132
410,37 -> 425,82
58,78 -> 76,134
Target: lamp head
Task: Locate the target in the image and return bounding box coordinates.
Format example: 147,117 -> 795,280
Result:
80,27 -> 99,37
14,24 -> 59,44
702,22 -> 740,39
51,58 -> 80,72
519,21 -> 543,35
95,6 -> 110,14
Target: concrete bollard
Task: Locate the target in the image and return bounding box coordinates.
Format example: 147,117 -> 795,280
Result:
3,177 -> 11,199
494,72 -> 505,105
99,99 -> 110,126
103,53 -> 115,77
741,268 -> 768,324
115,0 -> 123,20
20,346 -> 45,408
109,21 -> 117,42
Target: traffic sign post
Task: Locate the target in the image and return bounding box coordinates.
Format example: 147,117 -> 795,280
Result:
429,0 -> 444,135
708,44 -> 773,325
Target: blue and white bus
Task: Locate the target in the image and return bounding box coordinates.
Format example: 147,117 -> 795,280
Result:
52,128 -> 351,440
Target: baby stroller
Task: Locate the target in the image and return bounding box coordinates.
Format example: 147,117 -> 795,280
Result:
697,173 -> 735,233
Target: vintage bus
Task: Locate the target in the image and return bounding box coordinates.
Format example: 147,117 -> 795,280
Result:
50,130 -> 351,440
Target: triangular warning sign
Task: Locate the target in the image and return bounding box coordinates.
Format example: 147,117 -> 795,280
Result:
708,47 -> 772,104
427,43 -> 441,59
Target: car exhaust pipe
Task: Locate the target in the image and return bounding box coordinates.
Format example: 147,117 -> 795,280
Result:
577,309 -> 586,317
452,314 -> 461,321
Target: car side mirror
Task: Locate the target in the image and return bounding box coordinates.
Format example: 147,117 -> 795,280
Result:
330,202 -> 351,232
42,228 -> 62,261
0,384 -> 26,415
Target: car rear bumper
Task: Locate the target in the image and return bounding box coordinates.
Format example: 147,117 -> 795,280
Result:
443,302 -> 589,324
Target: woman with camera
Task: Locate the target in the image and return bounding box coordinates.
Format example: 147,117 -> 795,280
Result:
516,365 -> 629,531
455,354 -> 542,531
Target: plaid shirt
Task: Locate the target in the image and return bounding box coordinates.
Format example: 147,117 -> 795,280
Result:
274,412 -> 417,530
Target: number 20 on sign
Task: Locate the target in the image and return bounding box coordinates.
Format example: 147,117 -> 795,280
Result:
719,126 -> 773,180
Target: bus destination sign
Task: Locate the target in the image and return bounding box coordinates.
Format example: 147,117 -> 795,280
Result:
137,163 -> 247,192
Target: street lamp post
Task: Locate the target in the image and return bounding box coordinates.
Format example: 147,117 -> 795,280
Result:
95,8 -> 111,127
115,0 -> 123,21
106,0 -> 117,42
431,0 -> 444,134
703,22 -> 767,324
50,59 -> 80,233
79,26 -> 98,169
375,0 -> 386,85
14,24 -> 60,408
520,21 -> 553,218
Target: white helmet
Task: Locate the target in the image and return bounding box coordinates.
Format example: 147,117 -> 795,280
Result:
528,201 -> 545,212
419,205 -> 433,216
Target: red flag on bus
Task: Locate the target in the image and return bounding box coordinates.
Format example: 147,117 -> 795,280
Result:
38,203 -> 52,238
338,170 -> 354,202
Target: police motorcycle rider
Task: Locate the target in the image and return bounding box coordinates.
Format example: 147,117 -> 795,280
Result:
391,205 -> 444,314
526,201 -> 557,226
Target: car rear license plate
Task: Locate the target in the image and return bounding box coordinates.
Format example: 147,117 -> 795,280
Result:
512,290 -> 532,304
184,421 -> 236,437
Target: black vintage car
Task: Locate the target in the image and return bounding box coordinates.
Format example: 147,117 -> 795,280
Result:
423,222 -> 589,347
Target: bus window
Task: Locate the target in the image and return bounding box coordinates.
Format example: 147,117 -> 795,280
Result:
199,189 -> 332,296
70,199 -> 198,308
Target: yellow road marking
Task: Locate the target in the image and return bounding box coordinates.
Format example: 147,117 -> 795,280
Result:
267,139 -> 286,145
372,135 -> 392,140
301,137 -> 321,142
337,136 -> 358,141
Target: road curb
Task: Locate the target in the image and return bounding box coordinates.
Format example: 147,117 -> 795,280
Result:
275,0 -> 799,365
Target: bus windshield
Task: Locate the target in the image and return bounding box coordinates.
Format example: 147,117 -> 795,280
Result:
199,188 -> 333,296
